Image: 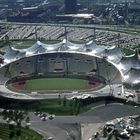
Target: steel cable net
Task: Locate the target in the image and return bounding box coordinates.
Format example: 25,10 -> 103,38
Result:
0,39 -> 140,90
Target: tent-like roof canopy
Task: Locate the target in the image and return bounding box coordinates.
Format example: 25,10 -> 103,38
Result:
105,46 -> 123,63
3,46 -> 26,63
1,39 -> 140,90
122,68 -> 140,89
117,53 -> 140,74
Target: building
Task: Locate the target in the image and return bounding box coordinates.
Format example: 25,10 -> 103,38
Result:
65,0 -> 77,14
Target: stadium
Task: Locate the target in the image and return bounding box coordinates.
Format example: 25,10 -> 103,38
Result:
0,37 -> 139,100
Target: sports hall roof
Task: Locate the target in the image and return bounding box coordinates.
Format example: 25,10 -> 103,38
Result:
1,39 -> 140,90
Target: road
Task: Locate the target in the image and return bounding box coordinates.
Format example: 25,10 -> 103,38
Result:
27,103 -> 140,140
0,103 -> 140,140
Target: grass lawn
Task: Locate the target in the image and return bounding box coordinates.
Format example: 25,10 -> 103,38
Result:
0,123 -> 43,140
25,78 -> 88,90
11,40 -> 36,49
0,98 -> 105,115
11,40 -> 61,49
122,47 -> 135,55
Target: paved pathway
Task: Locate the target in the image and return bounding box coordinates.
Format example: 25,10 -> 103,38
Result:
27,104 -> 140,140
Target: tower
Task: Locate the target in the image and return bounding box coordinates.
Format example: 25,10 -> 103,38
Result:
65,0 -> 77,14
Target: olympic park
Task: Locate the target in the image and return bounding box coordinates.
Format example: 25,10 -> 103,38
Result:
0,26 -> 140,102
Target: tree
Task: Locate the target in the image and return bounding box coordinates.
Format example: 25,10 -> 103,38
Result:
25,116 -> 30,123
75,102 -> 81,115
9,131 -> 15,140
58,94 -> 61,105
25,136 -> 29,140
9,124 -> 15,131
16,129 -> 21,139
63,96 -> 67,106
73,98 -> 78,115
103,126 -> 107,137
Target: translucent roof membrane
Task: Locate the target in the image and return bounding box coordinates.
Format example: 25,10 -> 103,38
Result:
1,39 -> 140,90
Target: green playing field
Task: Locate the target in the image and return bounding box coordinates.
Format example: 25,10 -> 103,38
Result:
25,78 -> 88,90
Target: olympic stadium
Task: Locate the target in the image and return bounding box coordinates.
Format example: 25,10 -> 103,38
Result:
0,38 -> 139,101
